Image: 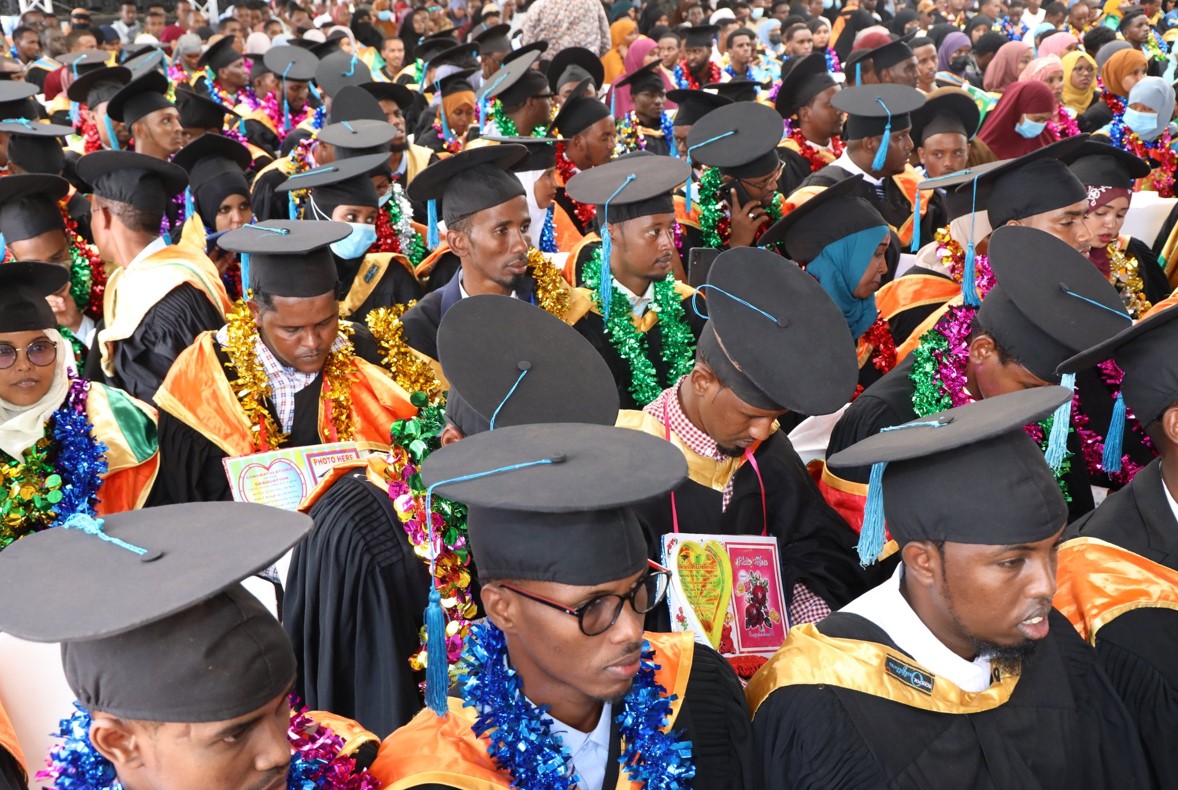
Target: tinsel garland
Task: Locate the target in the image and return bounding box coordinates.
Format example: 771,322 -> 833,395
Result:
379,395 -> 473,677
1047,105 -> 1080,141
672,60 -> 721,90
861,316 -> 897,374
555,142 -> 596,228
60,326 -> 86,364
166,62 -> 189,95
221,259 -> 243,302
1106,240 -> 1152,318
581,246 -> 695,406
787,128 -> 844,173
1144,28 -> 1169,62
933,226 -> 996,292
0,377 -> 106,549
615,111 -> 674,156
457,622 -> 695,789
1071,358 -> 1154,486
431,118 -> 465,153
539,205 -> 557,252
696,166 -> 784,250
374,182 -> 428,266
202,68 -> 242,110
64,211 -> 106,318
39,700 -> 380,789
526,246 -> 572,318
78,118 -> 103,154
825,47 -> 841,73
261,90 -> 312,142
282,138 -> 317,218
1124,129 -> 1175,198
488,99 -> 547,137
994,16 -> 1020,40
317,321 -> 358,443
366,303 -> 443,397
1104,90 -> 1126,118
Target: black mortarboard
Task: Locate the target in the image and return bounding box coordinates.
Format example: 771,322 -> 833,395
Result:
171,134 -> 251,223
0,118 -> 74,137
666,88 -> 731,126
263,44 -> 318,81
683,24 -> 718,49
197,35 -> 243,71
550,89 -> 611,138
415,36 -> 457,67
245,53 -> 272,80
122,42 -> 162,62
835,84 -> 924,139
105,69 -> 174,127
704,78 -> 762,103
66,65 -> 130,107
0,81 -> 38,121
218,219 -> 352,297
175,84 -> 241,129
862,33 -> 915,73
962,135 -> 1089,227
0,503 -> 309,723
980,226 -> 1131,383
326,84 -> 386,124
617,61 -> 667,95
123,47 -> 167,78
317,118 -> 397,150
315,50 -> 371,98
685,101 -> 782,178
480,48 -> 547,106
6,132 -> 67,176
699,246 -> 858,413
434,67 -> 479,99
828,388 -> 1071,560
774,52 -> 836,118
547,46 -> 605,93
427,42 -> 479,72
917,160 -> 1002,221
310,36 -> 345,59
408,144 -> 528,224
438,295 -> 620,436
1058,303 -> 1178,427
1063,139 -> 1152,188
1119,6 -> 1147,29
485,135 -> 558,170
0,173 -> 67,242
360,80 -> 415,109
472,22 -> 511,55
501,40 -> 548,66
277,151 -> 387,215
421,423 -> 686,585
58,49 -> 110,75
909,88 -> 979,144
0,261 -> 68,332
77,150 -> 187,209
567,152 -> 689,222
759,175 -> 887,260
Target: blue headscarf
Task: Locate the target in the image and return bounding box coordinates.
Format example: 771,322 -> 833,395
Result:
805,225 -> 889,338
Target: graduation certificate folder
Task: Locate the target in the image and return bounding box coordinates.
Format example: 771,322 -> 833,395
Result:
223,442 -> 364,510
661,533 -> 789,675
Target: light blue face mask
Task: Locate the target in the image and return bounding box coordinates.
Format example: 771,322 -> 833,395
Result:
1124,108 -> 1159,136
379,188 -> 394,207
1014,116 -> 1047,138
377,9 -> 393,20
331,222 -> 378,259
751,6 -> 764,17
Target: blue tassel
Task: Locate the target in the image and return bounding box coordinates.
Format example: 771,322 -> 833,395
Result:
871,121 -> 891,172
427,199 -> 440,249
288,192 -> 298,220
1102,392 -> 1126,473
610,85 -> 616,115
1044,372 -> 1076,473
69,100 -> 79,124
103,115 -> 120,151
309,81 -> 321,101
238,116 -> 247,135
961,243 -> 981,307
855,62 -> 861,86
240,253 -> 250,294
684,154 -> 694,213
910,188 -> 921,253
600,222 -> 613,316
423,587 -> 448,715
857,461 -> 887,566
184,187 -> 194,224
283,96 -> 291,131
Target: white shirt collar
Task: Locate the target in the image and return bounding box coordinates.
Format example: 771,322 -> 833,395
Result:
458,272 -> 518,301
613,278 -> 656,317
841,564 -> 994,693
1162,462 -> 1178,525
546,702 -> 613,790
832,150 -> 884,186
125,236 -> 170,269
75,314 -> 97,349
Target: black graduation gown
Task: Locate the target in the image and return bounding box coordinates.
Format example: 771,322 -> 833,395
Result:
0,746 -> 23,790
776,146 -> 814,199
251,165 -> 293,222
1125,236 -> 1172,305
1078,98 -> 1114,135
147,327 -> 384,505
828,356 -> 1097,522
1068,458 -> 1178,568
409,642 -> 760,790
886,264 -> 954,349
752,610 -> 1153,789
420,250 -> 461,294
284,470 -> 433,737
336,254 -> 424,322
631,431 -> 874,624
101,282 -> 226,405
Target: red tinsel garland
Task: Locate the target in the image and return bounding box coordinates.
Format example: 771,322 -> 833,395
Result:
861,316 -> 897,374
788,129 -> 844,173
373,205 -> 402,255
555,142 -> 596,228
674,60 -> 722,90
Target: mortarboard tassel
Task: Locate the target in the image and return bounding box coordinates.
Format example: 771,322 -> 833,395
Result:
427,199 -> 440,249
288,192 -> 299,220
423,586 -> 448,715
184,187 -> 194,225
281,62 -> 293,132
437,80 -> 453,142
1044,372 -> 1076,473
857,461 -> 887,566
599,174 -> 637,317
910,187 -> 921,253
855,62 -> 861,86
870,97 -> 892,172
103,115 -> 120,151
69,100 -> 79,125
684,130 -> 736,215
308,81 -> 321,101
610,84 -> 616,116
240,252 -> 250,296
961,175 -> 981,308
1102,391 -> 1126,473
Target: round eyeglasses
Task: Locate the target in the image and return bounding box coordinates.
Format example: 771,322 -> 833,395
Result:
0,340 -> 57,370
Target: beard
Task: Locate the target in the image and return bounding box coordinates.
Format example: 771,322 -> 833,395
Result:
715,443 -> 745,458
970,635 -> 1040,678
390,138 -> 409,153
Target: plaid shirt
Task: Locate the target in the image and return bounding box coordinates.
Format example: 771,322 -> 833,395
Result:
644,381 -> 833,627
216,326 -> 346,434
520,0 -> 611,57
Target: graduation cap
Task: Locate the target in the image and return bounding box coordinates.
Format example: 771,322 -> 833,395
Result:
434,67 -> 479,100
774,52 -> 836,118
1057,302 -> 1178,472
122,42 -> 163,62
218,219 -> 352,297
0,80 -> 38,108
327,84 -> 387,124
666,88 -> 732,127
860,32 -> 916,76
1062,139 -> 1152,188
828,387 -> 1071,563
699,246 -> 859,414
485,135 -> 558,170
834,84 -> 924,170
909,87 -> 980,145
415,36 -> 458,68
171,134 -> 251,224
0,503 -> 310,723
684,102 -> 781,209
310,36 -> 346,59
77,150 -> 187,210
0,261 -> 69,333
959,134 -> 1089,230
683,24 -> 719,49
315,50 -> 371,98
65,65 -> 131,107
502,40 -> 548,66
175,84 -> 241,129
437,295 -> 620,436
472,22 -> 512,55
360,80 -> 415,110
0,117 -> 73,137
105,69 -> 174,128
704,78 -> 763,103
759,175 -> 887,260
547,46 -> 605,93
276,151 -> 388,218
917,160 -> 1002,228
262,44 -> 318,81
408,144 -> 528,247
57,49 -> 110,75
617,61 -> 667,96
0,173 -> 68,244
427,42 -> 479,73
316,118 -> 397,150
123,47 -> 167,78
244,53 -> 272,80
5,131 -> 67,176
197,35 -> 243,72
479,47 -> 547,107
550,88 -> 611,138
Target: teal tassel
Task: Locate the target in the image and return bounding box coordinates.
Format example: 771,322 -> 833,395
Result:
684,154 -> 694,213
1044,372 -> 1076,472
600,222 -> 613,316
610,85 -> 616,115
423,587 -> 448,715
910,188 -> 921,253
855,62 -> 861,86
184,188 -> 194,224
288,192 -> 298,220
240,253 -> 250,294
871,121 -> 891,171
427,199 -> 440,249
309,81 -> 321,101
961,243 -> 981,307
857,461 -> 887,566
1102,392 -> 1126,473
103,115 -> 120,151
69,100 -> 79,124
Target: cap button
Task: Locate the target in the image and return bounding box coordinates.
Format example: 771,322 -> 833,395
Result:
548,453 -> 567,464
517,360 -> 531,371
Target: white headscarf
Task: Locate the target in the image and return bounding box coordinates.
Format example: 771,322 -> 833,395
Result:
0,329 -> 74,461
514,169 -> 553,248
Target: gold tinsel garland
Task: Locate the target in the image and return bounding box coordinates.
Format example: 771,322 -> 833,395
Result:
526,247 -> 570,319
1107,241 -> 1152,320
366,302 -> 444,401
223,297 -> 358,450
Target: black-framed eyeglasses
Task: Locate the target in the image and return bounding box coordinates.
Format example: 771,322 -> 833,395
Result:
499,560 -> 672,636
740,162 -> 784,192
0,340 -> 57,370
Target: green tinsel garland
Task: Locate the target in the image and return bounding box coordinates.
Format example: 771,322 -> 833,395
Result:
695,166 -> 785,251
489,99 -> 548,138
